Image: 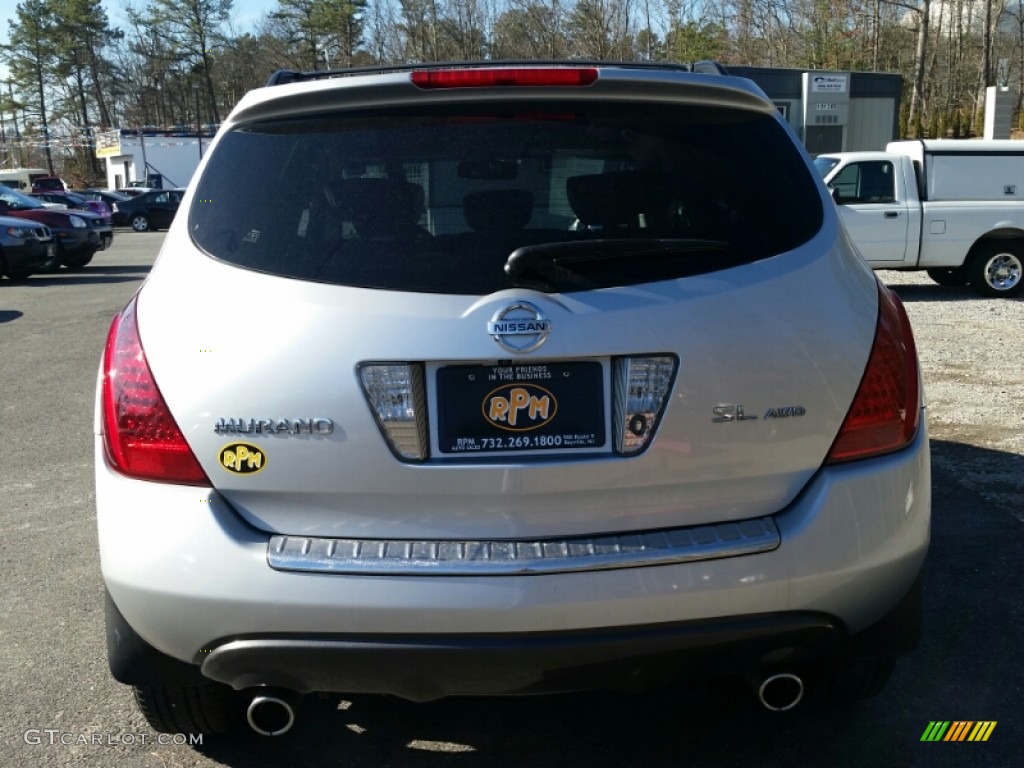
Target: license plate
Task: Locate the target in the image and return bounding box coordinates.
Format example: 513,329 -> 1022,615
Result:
437,362 -> 605,454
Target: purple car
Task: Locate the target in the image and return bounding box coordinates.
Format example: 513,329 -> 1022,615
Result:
31,191 -> 113,223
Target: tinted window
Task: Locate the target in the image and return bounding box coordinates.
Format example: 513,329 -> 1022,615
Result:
191,102 -> 823,294
830,161 -> 895,204
0,187 -> 45,210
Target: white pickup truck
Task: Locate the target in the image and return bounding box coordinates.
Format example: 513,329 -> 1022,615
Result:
816,139 -> 1024,297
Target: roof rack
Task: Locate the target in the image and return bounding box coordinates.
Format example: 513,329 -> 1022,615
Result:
265,60 -> 730,87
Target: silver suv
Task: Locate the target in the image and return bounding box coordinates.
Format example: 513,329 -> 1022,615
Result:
96,62 -> 929,736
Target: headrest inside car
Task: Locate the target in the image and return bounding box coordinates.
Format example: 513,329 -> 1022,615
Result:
334,178 -> 425,235
566,171 -> 669,231
463,190 -> 533,233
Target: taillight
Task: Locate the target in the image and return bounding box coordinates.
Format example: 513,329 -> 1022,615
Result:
101,298 -> 209,484
411,68 -> 598,89
358,363 -> 428,461
826,284 -> 920,464
613,356 -> 677,455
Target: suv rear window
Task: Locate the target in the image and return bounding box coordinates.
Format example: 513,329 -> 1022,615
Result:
190,101 -> 822,294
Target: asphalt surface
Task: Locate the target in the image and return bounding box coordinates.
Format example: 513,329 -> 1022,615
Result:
0,235 -> 1020,767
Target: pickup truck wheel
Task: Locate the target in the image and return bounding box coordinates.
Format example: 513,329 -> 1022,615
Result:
926,267 -> 969,287
969,244 -> 1023,297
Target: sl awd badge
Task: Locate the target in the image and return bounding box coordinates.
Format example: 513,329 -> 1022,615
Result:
219,442 -> 266,474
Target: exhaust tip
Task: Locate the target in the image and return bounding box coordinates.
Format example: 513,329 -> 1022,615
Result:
246,695 -> 296,736
757,672 -> 804,712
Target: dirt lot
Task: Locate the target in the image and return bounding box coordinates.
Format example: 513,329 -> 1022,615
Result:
880,270 -> 1023,520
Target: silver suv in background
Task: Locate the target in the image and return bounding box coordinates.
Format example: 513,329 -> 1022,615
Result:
96,62 -> 929,737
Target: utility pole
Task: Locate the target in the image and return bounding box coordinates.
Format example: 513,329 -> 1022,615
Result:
8,82 -> 24,167
192,84 -> 203,159
0,105 -> 7,168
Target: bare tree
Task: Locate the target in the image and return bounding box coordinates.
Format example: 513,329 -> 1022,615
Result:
3,0 -> 59,172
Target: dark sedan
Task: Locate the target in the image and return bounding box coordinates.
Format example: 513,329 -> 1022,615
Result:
80,189 -> 133,207
112,188 -> 185,232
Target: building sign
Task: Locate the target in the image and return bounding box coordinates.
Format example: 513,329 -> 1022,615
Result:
810,75 -> 848,93
95,130 -> 122,158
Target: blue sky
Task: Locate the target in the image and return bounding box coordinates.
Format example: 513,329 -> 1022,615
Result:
1,1 -> 279,84
2,0 -> 279,57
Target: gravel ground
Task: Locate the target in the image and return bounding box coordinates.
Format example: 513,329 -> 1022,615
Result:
879,270 -> 1023,519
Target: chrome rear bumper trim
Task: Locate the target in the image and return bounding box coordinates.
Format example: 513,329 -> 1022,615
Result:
267,517 -> 779,576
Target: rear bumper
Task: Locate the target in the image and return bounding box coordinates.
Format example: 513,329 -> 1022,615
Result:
106,579 -> 921,701
97,417 -> 930,695
201,613 -> 846,701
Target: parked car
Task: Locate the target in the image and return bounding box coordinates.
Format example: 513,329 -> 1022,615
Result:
0,214 -> 55,279
111,188 -> 184,231
97,62 -> 930,737
32,191 -> 113,223
30,176 -> 67,193
0,186 -> 112,269
80,189 -> 133,208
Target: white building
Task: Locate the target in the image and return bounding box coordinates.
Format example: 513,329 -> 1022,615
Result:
97,131 -> 208,190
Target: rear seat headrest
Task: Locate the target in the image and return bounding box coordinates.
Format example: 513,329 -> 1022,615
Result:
329,178 -> 425,231
463,189 -> 534,233
566,171 -> 669,230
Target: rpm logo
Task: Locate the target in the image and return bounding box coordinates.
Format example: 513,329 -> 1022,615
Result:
483,384 -> 557,432
219,443 -> 266,474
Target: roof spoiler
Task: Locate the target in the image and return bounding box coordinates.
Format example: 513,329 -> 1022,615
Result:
265,60 -> 731,87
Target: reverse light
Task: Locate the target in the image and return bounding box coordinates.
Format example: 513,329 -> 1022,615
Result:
826,284 -> 920,464
613,356 -> 677,455
101,298 -> 210,484
359,364 -> 428,460
411,68 -> 598,90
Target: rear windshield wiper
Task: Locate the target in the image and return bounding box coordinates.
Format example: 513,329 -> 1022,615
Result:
505,238 -> 733,279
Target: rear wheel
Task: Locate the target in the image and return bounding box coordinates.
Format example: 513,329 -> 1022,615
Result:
132,214 -> 151,232
968,243 -> 1024,297
926,266 -> 969,287
133,684 -> 236,735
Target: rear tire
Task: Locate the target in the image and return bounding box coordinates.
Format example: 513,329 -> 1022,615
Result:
926,266 -> 969,287
133,684 -> 236,735
132,214 -> 151,232
967,243 -> 1024,297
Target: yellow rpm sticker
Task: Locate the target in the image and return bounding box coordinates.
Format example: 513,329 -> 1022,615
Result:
219,442 -> 266,474
482,382 -> 558,432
